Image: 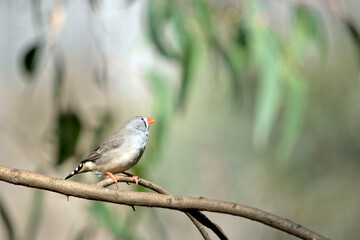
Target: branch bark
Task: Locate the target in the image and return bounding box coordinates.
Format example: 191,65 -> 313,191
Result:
0,166 -> 329,240
97,176 -> 227,240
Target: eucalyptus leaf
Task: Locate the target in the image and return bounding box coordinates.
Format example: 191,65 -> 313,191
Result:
89,202 -> 133,240
25,190 -> 43,240
0,197 -> 15,240
292,5 -> 326,57
22,40 -> 44,79
56,112 -> 82,165
251,22 -> 283,150
147,0 -> 180,60
278,78 -> 306,159
93,111 -> 113,149
54,54 -> 65,103
344,18 -> 360,69
178,39 -> 197,110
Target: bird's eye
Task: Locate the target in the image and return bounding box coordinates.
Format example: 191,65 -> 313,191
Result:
141,117 -> 144,121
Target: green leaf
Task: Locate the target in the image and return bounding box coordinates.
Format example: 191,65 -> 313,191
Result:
172,7 -> 189,53
0,197 -> 15,240
292,5 -> 326,57
56,112 -> 82,165
89,202 -> 133,240
212,38 -> 243,103
278,78 -> 306,159
143,71 -> 173,168
147,0 -> 180,60
251,26 -> 283,149
73,226 -> 96,240
94,65 -> 108,89
22,41 -> 44,78
88,0 -> 99,11
25,190 -> 43,240
93,111 -> 113,148
178,39 -> 197,110
54,54 -> 65,103
344,18 -> 360,69
253,61 -> 282,149
194,0 -> 213,37
236,23 -> 249,50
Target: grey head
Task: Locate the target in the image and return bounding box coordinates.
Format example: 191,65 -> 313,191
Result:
124,116 -> 156,132
120,116 -> 156,153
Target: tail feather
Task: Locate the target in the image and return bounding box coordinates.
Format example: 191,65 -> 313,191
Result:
65,162 -> 84,180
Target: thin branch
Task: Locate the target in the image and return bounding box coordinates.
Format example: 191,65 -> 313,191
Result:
97,176 -> 227,240
0,166 -> 329,240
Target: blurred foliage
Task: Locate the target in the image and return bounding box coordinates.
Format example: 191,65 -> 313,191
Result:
53,53 -> 65,103
56,112 -> 82,165
92,111 -> 114,150
8,0 -> 360,239
0,196 -> 15,240
25,190 -> 44,240
145,0 -> 329,157
89,202 -> 134,240
344,18 -> 360,68
22,40 -> 44,79
15,0 -> 358,175
131,72 -> 174,190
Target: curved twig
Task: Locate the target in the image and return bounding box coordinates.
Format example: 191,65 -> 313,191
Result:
0,166 -> 329,240
97,176 -> 227,240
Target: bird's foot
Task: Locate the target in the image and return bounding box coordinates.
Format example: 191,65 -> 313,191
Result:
105,172 -> 119,188
122,172 -> 139,185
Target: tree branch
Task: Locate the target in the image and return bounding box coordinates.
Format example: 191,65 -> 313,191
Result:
0,166 -> 329,240
97,176 -> 227,240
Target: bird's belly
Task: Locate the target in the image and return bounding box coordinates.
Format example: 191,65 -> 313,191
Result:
95,148 -> 141,174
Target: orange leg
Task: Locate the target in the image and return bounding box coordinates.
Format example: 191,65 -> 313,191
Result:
105,172 -> 119,188
122,172 -> 139,185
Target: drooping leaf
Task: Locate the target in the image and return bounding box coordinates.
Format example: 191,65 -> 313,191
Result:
178,39 -> 197,110
0,197 -> 15,240
194,0 -> 213,37
212,38 -> 243,103
93,111 -> 113,149
56,112 -> 82,165
253,59 -> 282,150
31,0 -> 44,27
147,71 -> 173,119
278,77 -> 306,159
25,190 -> 43,240
251,22 -> 283,150
87,0 -> 99,11
147,0 -> 180,60
54,54 -> 65,103
236,22 -> 249,50
73,226 -> 96,240
94,64 -> 108,89
145,71 -> 173,162
172,7 -> 189,53
89,202 -> 133,240
292,5 -> 326,57
344,18 -> 360,69
132,71 -> 173,183
22,41 -> 44,79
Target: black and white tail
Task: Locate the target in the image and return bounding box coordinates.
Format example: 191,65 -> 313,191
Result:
65,162 -> 84,180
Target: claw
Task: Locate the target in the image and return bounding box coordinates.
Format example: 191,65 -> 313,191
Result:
105,172 -> 118,188
132,175 -> 139,185
122,171 -> 139,185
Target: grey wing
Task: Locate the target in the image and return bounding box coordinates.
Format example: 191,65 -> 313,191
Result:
81,146 -> 105,164
82,134 -> 123,164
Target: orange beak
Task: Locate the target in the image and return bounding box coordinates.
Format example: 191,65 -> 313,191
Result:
147,118 -> 156,125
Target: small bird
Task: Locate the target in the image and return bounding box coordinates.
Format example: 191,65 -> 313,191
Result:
65,116 -> 156,187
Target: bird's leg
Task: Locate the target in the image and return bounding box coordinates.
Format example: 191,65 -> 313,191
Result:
122,172 -> 139,185
105,172 -> 119,188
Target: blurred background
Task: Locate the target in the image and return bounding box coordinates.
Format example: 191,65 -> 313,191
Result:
0,0 -> 359,239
